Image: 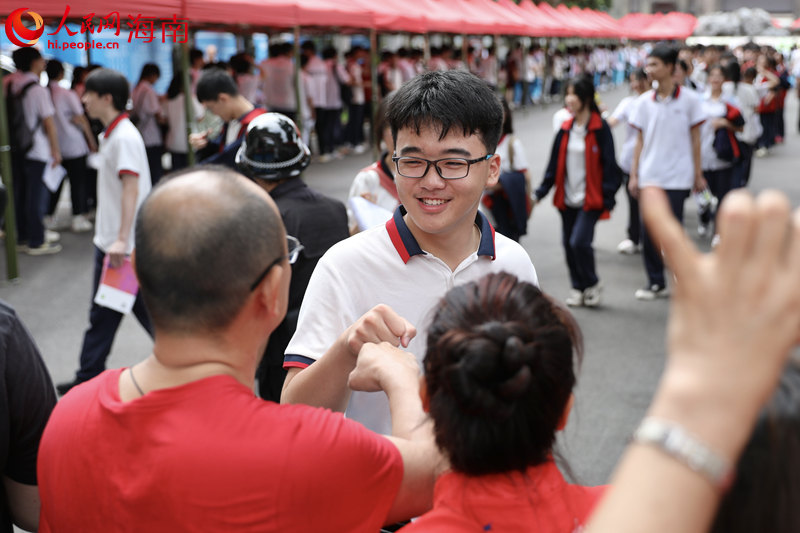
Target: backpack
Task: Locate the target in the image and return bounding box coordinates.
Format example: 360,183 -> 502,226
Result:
7,80 -> 39,155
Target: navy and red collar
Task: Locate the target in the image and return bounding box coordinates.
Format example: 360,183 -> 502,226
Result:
653,83 -> 681,101
104,112 -> 129,138
385,205 -> 496,264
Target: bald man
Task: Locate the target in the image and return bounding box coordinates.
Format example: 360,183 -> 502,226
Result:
37,167 -> 437,532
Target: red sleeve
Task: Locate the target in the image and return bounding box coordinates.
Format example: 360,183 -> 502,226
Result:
288,407 -> 404,531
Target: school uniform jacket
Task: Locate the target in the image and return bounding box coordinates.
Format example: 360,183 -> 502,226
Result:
536,111 -> 620,213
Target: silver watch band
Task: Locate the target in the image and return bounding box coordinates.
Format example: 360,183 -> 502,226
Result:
632,417 -> 734,491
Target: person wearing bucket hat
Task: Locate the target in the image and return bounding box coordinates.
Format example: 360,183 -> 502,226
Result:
236,113 -> 349,401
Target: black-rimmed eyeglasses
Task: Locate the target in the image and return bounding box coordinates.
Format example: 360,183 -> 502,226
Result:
392,154 -> 493,180
249,235 -> 304,291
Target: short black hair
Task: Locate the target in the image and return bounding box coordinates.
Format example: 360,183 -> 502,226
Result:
196,68 -> 239,102
12,47 -> 41,72
138,63 -> 161,82
649,44 -> 679,68
135,166 -> 284,334
46,59 -> 64,81
84,68 -> 129,111
386,70 -> 503,153
189,48 -> 204,64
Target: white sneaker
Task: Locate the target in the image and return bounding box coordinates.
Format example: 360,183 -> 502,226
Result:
565,289 -> 584,307
583,282 -> 603,307
45,229 -> 61,243
25,242 -> 62,255
755,147 -> 769,158
318,154 -> 333,163
71,215 -> 93,233
616,239 -> 639,255
353,143 -> 368,154
635,284 -> 669,301
44,216 -> 70,231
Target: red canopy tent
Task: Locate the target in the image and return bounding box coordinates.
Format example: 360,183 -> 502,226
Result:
553,4 -> 605,38
633,12 -> 697,40
515,0 -> 572,37
793,17 -> 800,30
575,8 -> 624,39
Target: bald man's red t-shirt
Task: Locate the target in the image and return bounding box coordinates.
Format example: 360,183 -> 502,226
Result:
38,369 -> 403,532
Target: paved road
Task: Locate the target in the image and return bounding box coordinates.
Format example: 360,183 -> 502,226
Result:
2,85 -> 798,486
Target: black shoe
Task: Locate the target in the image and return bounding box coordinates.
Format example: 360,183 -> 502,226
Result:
56,379 -> 81,396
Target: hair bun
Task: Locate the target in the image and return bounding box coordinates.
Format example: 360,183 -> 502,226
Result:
442,330 -> 533,418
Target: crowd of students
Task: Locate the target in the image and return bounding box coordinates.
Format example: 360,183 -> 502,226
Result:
2,36 -> 800,533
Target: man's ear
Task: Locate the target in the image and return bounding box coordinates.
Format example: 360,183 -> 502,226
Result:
258,263 -> 287,319
486,153 -> 501,189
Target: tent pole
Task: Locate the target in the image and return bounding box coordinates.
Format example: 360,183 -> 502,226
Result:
293,26 -> 302,136
85,30 -> 92,65
180,41 -> 196,167
0,67 -> 19,280
370,28 -> 379,161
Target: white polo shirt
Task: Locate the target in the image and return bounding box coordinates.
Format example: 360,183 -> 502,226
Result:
94,113 -> 152,255
630,85 -> 707,190
285,206 -> 539,434
11,72 -> 55,163
610,94 -> 641,174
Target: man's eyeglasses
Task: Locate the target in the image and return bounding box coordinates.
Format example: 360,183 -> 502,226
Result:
249,235 -> 304,291
392,154 -> 493,180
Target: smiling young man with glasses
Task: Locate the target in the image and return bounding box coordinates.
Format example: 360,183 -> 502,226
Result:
281,70 -> 539,435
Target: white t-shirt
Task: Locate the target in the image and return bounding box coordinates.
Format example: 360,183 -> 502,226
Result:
304,55 -> 328,108
163,94 -> 203,154
722,81 -> 762,145
630,85 -> 707,190
49,84 -> 89,159
496,134 -> 528,174
699,96 -> 732,172
565,123 -> 587,208
284,208 -> 539,435
94,114 -> 152,254
610,94 -> 640,173
131,81 -> 162,147
260,56 -> 297,111
348,62 -> 365,105
12,72 -> 55,162
346,158 -> 399,229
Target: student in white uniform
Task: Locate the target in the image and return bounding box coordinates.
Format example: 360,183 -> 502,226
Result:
45,59 -> 96,233
607,68 -> 650,255
56,68 -> 153,396
629,45 -> 707,301
281,71 -> 539,435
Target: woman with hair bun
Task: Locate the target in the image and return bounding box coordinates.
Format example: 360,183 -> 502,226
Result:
402,271 -> 605,532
